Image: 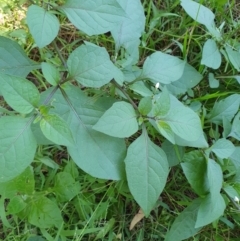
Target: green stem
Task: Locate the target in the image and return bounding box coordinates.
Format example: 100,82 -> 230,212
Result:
111,80 -> 139,111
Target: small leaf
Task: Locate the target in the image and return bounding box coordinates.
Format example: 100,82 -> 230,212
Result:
208,73 -> 219,88
229,112 -> 240,141
152,88 -> 170,116
225,46 -> 240,71
111,0 -> 145,65
93,101 -> 138,138
211,138 -> 235,159
0,36 -> 40,77
67,43 -> 116,88
7,196 -> 26,214
160,105 -> 202,141
229,147 -> 240,169
165,63 -> 202,96
111,0 -> 145,49
129,209 -> 145,231
162,141 -> 185,167
201,39 -> 221,69
207,94 -> 240,124
53,172 -> 80,202
195,193 -> 225,228
181,0 -> 215,28
129,81 -> 153,97
207,158 -> 223,196
27,5 -> 60,48
60,0 -> 126,36
223,185 -> 240,200
156,121 -> 175,144
27,196 -> 63,228
181,151 -> 207,196
0,117 -> 37,182
0,73 -> 40,114
165,198 -> 202,241
40,114 -> 74,146
142,52 -> 185,84
41,62 -> 60,86
138,97 -> 152,115
124,128 -> 169,215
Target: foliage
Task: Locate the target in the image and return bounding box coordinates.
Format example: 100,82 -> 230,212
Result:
1,0 -> 240,240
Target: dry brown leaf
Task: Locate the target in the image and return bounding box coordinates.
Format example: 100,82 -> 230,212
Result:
129,208 -> 145,230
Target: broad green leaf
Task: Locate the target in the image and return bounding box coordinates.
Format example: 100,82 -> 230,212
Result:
142,52 -> 185,84
7,196 -> 26,214
27,196 -> 63,228
60,0 -> 126,36
152,88 -> 170,116
138,97 -> 152,116
0,117 -> 37,182
222,116 -> 232,138
111,0 -> 145,49
181,151 -> 207,196
111,0 -> 145,65
229,112 -> 240,141
27,5 -> 59,48
159,104 -> 203,141
201,39 -> 221,69
0,166 -> 35,198
53,172 -> 80,202
67,43 -> 116,88
207,94 -> 240,124
40,114 -> 74,146
174,133 -> 208,148
129,81 -> 153,97
229,147 -> 240,169
93,101 -> 138,138
165,198 -> 202,241
225,46 -> 240,71
165,63 -> 202,96
211,138 -> 235,159
209,73 -> 219,88
0,73 -> 40,114
41,62 -> 60,86
124,128 -> 169,215
49,86 -> 126,180
0,36 -> 40,77
181,0 -> 215,28
207,158 -> 223,196
162,140 -> 185,167
195,193 -> 225,228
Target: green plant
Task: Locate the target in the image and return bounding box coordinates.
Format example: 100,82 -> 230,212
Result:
1,0 -> 240,240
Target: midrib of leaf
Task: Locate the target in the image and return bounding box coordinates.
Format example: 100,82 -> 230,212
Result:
60,89 -> 113,161
143,129 -> 151,205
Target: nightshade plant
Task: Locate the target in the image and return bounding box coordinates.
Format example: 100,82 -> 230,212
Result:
1,0 -> 240,240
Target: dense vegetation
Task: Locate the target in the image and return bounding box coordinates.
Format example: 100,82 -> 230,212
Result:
1,0 -> 240,240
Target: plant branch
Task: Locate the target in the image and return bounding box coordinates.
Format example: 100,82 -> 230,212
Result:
111,79 -> 139,111
52,40 -> 67,69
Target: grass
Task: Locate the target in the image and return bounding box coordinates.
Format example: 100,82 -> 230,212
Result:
1,0 -> 240,240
